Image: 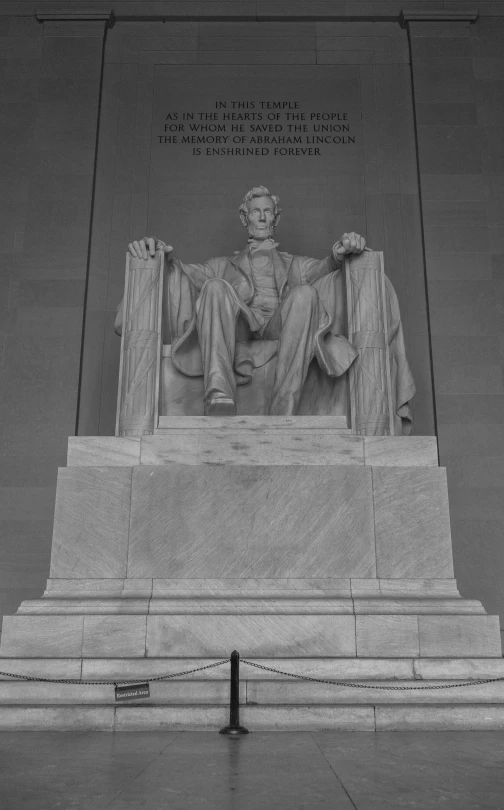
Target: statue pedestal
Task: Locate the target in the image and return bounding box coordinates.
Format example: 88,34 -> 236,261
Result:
1,418 -> 503,730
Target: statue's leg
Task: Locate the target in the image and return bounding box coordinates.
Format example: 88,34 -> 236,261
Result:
196,278 -> 241,416
265,285 -> 319,415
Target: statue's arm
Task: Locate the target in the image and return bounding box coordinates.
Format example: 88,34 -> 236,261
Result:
296,232 -> 367,286
127,235 -> 217,291
296,252 -> 341,286
173,257 -> 218,292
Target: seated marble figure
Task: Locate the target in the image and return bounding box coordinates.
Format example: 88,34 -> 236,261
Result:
122,185 -> 414,427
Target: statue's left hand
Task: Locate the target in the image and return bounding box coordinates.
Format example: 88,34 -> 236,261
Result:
128,237 -> 174,260
334,232 -> 366,259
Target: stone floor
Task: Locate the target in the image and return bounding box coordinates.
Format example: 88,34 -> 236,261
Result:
0,731 -> 503,809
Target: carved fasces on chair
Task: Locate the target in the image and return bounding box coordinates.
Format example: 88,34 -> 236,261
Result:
345,251 -> 394,436
116,251 -> 164,437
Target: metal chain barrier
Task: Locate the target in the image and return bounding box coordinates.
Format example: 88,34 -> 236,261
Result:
241,659 -> 504,690
0,660 -> 228,687
1,656 -> 503,691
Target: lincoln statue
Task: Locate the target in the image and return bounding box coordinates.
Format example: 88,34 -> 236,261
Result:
122,185 -> 414,426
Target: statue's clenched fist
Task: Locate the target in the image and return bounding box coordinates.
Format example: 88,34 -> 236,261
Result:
333,232 -> 366,259
128,237 -> 173,260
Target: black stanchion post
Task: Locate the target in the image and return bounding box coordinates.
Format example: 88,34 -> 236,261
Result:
219,650 -> 249,736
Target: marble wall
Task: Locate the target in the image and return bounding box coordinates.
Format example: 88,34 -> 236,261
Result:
1,3 -> 504,637
409,14 -> 504,634
0,15 -> 104,619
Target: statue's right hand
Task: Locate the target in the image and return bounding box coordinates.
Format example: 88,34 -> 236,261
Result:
128,237 -> 174,260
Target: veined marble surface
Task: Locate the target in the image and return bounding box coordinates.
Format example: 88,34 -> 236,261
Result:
47,460 -> 458,587
140,431 -> 365,466
145,614 -> 357,658
418,615 -> 502,657
50,467 -> 132,579
350,578 -> 460,597
356,615 -> 421,657
44,579 -> 154,598
373,467 -> 454,579
127,465 -> 376,579
374,706 -> 504,731
66,432 -> 439,467
363,436 -> 438,466
16,597 -> 486,617
1,611 -> 501,659
156,415 -> 349,430
42,577 -> 462,599
246,679 -> 504,706
67,437 -> 140,466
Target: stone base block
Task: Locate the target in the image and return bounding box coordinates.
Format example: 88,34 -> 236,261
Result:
1,611 -> 501,659
355,615 -> 502,658
375,706 -> 504,731
246,679 -> 504,705
0,707 -> 115,731
419,615 -> 502,657
128,465 -> 378,579
48,461 -> 456,580
242,705 -> 504,731
1,704 -> 504,731
0,615 -> 149,658
144,615 -> 357,658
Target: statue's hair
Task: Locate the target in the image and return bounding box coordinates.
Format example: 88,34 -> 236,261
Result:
239,186 -> 281,228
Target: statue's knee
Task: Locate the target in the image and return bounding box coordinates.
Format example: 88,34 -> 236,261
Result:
201,277 -> 231,300
287,284 -> 318,307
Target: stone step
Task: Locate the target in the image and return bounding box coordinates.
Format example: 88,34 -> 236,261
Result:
1,613 -> 501,659
0,678 -> 503,706
140,432 -> 438,467
142,431 -> 363,466
0,680 -> 239,705
42,577 -> 464,600
157,416 -> 350,430
0,704 -> 503,731
66,433 -> 439,468
244,679 -> 504,705
1,658 -> 503,730
3,657 -> 504,683
16,598 -> 486,615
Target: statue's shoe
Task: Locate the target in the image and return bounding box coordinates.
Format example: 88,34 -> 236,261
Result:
204,396 -> 237,416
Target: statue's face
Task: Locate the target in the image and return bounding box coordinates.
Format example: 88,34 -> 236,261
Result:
245,195 -> 276,240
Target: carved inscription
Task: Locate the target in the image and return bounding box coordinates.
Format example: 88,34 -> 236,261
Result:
157,100 -> 355,156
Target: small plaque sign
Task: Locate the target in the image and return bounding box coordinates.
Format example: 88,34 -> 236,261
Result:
115,682 -> 150,702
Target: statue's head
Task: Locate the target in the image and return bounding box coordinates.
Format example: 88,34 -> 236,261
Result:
239,186 -> 281,240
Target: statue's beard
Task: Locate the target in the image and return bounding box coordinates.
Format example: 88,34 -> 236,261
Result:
247,222 -> 275,240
